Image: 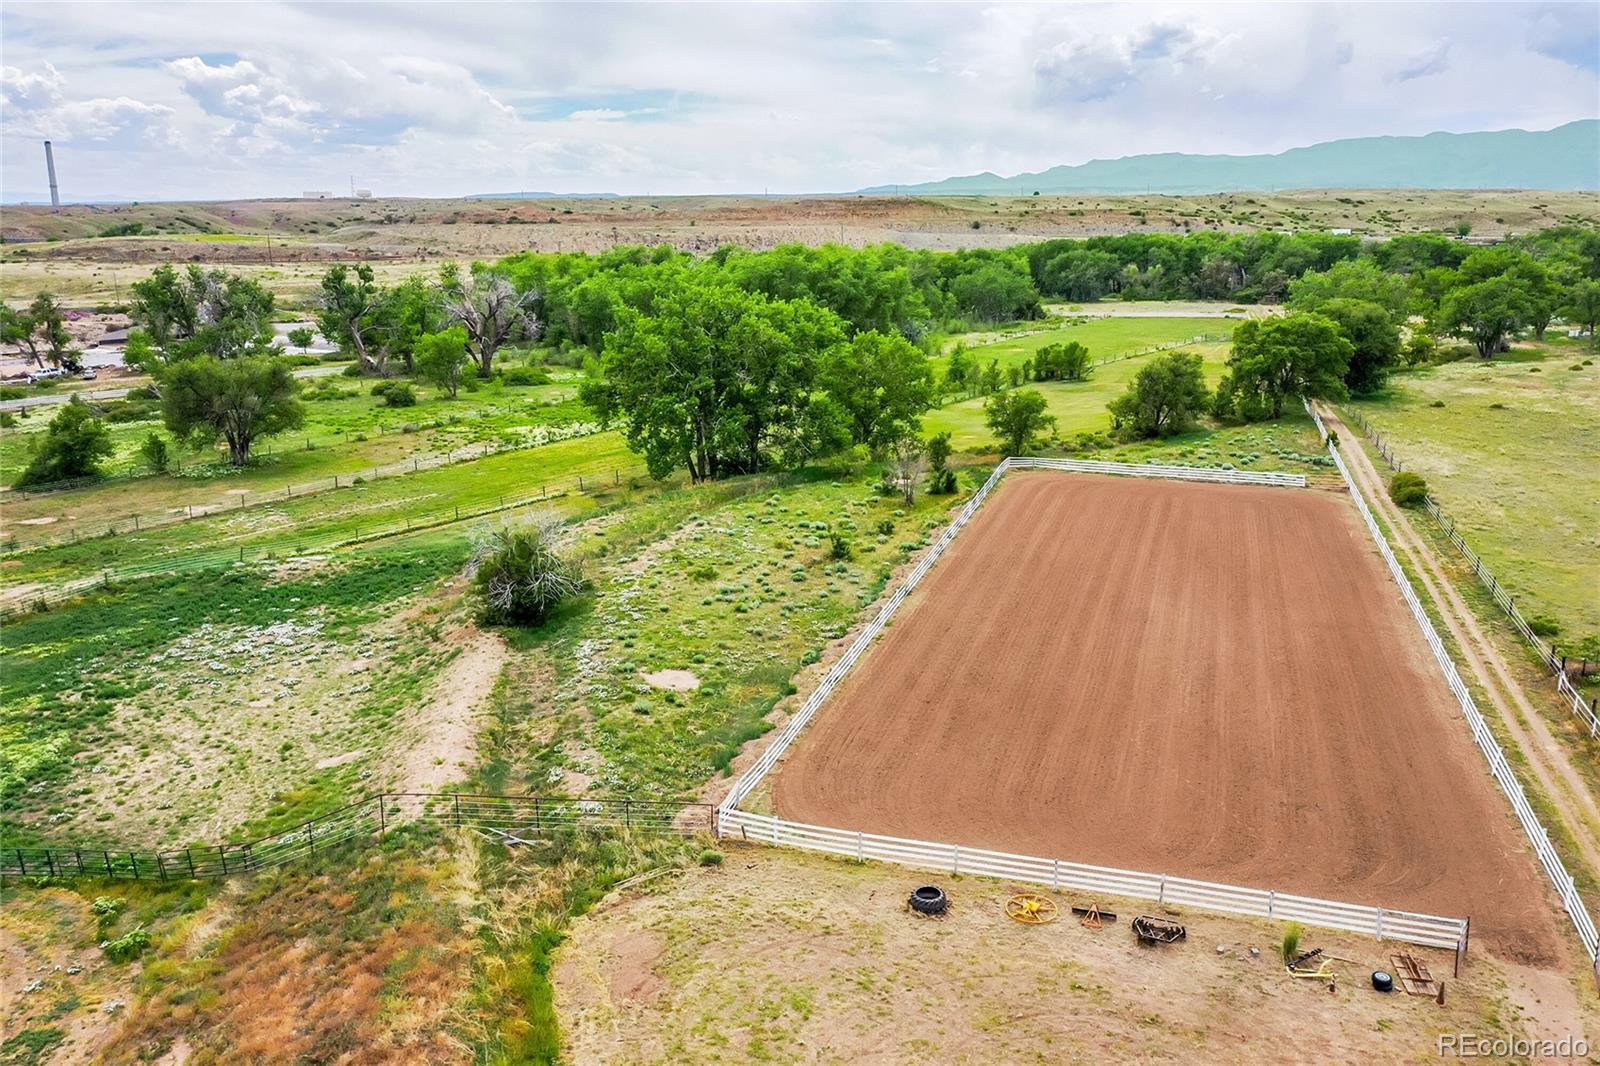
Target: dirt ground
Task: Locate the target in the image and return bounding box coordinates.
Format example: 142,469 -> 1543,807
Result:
770,473 -> 1564,965
554,846 -> 1597,1065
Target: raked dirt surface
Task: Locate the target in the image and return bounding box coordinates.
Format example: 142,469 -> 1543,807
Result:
772,472 -> 1564,965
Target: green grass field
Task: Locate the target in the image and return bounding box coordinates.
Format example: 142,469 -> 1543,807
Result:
931,315 -> 1235,378
1344,340 -> 1600,644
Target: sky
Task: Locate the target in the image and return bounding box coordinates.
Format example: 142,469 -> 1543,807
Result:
1,1 -> 1596,202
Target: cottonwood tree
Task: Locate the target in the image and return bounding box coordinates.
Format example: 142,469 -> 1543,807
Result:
2,295 -> 76,369
817,330 -> 934,450
441,264 -> 538,377
1109,351 -> 1211,438
129,265 -> 275,362
1219,313 -> 1351,419
413,326 -> 470,398
1564,279 -> 1600,343
315,263 -> 383,372
1316,298 -> 1400,394
1438,275 -> 1531,358
581,280 -> 846,481
161,356 -> 303,466
984,389 -> 1055,455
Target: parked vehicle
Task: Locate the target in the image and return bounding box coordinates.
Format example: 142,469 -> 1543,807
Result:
79,368 -> 98,380
26,367 -> 65,384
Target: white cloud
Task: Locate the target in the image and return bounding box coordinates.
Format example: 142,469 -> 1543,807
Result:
0,1 -> 1592,201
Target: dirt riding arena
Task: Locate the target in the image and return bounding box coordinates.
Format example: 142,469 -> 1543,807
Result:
772,472 -> 1563,964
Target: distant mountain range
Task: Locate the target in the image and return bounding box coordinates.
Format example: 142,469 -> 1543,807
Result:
858,120 -> 1599,196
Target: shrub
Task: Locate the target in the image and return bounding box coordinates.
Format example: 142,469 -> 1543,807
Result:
876,518 -> 896,536
138,433 -> 170,473
16,402 -> 112,487
0,386 -> 26,400
828,532 -> 854,561
381,383 -> 417,407
698,849 -> 724,867
341,363 -> 364,378
927,468 -> 958,494
472,519 -> 586,627
369,380 -> 394,396
1279,922 -> 1303,963
0,412 -> 15,429
103,925 -> 150,963
1388,471 -> 1429,507
124,384 -> 159,400
101,399 -> 157,423
500,365 -> 552,387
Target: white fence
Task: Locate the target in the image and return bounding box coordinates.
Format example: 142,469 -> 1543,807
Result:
1342,407 -> 1598,739
719,452 -> 1470,958
721,809 -> 1467,952
1321,417 -> 1600,964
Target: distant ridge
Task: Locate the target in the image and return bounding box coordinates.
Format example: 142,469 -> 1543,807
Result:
859,120 -> 1600,195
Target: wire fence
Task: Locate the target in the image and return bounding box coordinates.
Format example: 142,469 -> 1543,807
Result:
0,460 -> 653,618
0,792 -> 714,887
1318,404 -> 1599,965
5,421 -> 606,552
1345,409 -> 1599,738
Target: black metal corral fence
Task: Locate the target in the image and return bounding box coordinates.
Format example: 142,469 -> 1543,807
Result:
0,792 -> 715,886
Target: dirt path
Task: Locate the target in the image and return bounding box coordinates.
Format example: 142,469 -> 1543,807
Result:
393,628 -> 507,795
1321,405 -> 1600,884
772,471 -> 1562,962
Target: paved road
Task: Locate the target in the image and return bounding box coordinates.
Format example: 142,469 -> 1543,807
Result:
1,364 -> 344,412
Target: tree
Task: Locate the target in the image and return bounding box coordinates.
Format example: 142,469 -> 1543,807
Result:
3,294 -> 76,369
138,432 -> 171,473
161,356 -> 304,466
413,326 -> 470,398
441,264 -> 538,378
286,326 -> 315,351
887,436 -> 928,506
1564,279 -> 1600,343
15,401 -> 113,486
984,389 -> 1055,455
129,264 -> 275,361
581,280 -> 846,481
1287,259 -> 1409,316
926,431 -> 957,494
371,275 -> 441,373
817,330 -> 934,449
944,345 -> 971,394
1439,275 -> 1532,358
1222,313 -> 1352,419
1317,298 -> 1400,394
949,263 -> 1041,323
315,264 -> 383,372
472,517 -> 586,627
1108,351 -> 1211,438
1033,341 -> 1091,381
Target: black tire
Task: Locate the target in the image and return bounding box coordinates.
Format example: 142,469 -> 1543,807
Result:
909,885 -> 947,915
1371,970 -> 1394,992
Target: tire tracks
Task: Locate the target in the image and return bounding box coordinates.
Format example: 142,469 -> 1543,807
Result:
1321,404 -> 1600,884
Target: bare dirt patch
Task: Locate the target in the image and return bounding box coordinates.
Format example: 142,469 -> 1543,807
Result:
640,669 -> 700,692
555,846 -> 1598,1065
772,472 -> 1563,964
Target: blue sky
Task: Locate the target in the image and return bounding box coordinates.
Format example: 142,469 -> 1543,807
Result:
1,1 -> 1595,201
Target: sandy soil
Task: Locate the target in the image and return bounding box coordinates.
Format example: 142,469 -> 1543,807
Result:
771,472 -> 1563,964
391,627 -> 507,795
554,846 -> 1597,1065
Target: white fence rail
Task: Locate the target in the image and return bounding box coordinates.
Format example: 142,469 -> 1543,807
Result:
720,451 -> 1474,959
1342,407 -> 1598,738
1319,405 -> 1600,963
720,809 -> 1468,954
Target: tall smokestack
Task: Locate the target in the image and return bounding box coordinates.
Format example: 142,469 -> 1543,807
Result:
43,141 -> 60,209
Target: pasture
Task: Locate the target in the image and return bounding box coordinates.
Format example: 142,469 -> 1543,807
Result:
1344,341 -> 1600,645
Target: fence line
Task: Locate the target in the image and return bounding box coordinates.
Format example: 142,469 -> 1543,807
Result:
1316,401 -> 1599,964
1344,409 -> 1598,737
0,792 -> 713,886
712,453 -> 1475,958
6,421 -> 606,552
0,462 -> 653,618
719,808 -> 1468,958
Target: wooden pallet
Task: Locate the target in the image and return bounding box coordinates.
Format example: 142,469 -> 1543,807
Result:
1391,953 -> 1439,997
